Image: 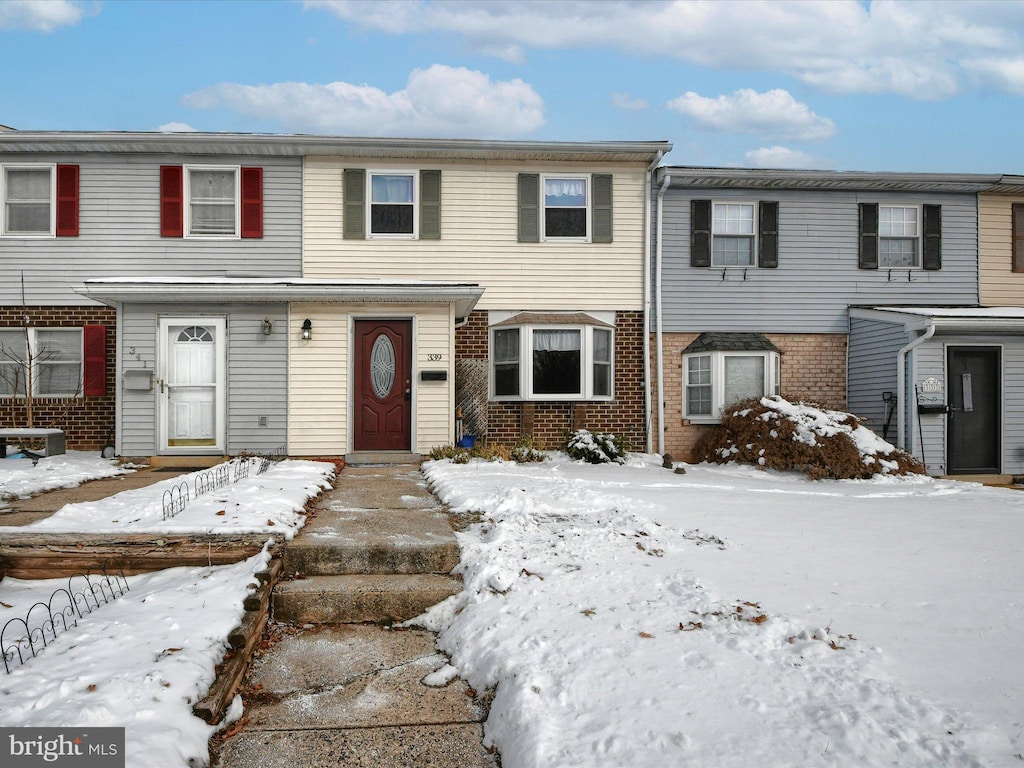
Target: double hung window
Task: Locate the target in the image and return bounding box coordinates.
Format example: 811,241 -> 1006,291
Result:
543,175 -> 589,240
878,206 -> 919,267
712,203 -> 756,266
0,328 -> 83,397
185,166 -> 239,237
492,321 -> 613,401
1,164 -> 55,237
369,171 -> 417,237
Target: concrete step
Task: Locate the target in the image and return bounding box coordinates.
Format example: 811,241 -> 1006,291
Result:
272,574 -> 462,624
217,724 -> 494,768
284,509 -> 459,575
344,451 -> 422,465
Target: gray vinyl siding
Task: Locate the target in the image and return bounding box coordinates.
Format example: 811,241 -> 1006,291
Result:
120,303 -> 288,456
909,342 -> 946,474
847,317 -> 909,439
0,154 -> 302,305
657,189 -> 979,333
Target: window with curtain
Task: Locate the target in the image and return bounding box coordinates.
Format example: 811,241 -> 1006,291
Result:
370,172 -> 415,235
3,166 -> 53,235
188,167 -> 237,236
491,323 -> 613,400
0,328 -> 82,397
683,351 -> 779,420
543,176 -> 588,238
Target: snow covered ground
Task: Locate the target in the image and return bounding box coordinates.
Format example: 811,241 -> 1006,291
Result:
0,451 -> 136,506
420,455 -> 1024,768
0,458 -> 335,768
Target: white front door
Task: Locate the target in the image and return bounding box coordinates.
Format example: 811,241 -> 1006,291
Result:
159,318 -> 226,453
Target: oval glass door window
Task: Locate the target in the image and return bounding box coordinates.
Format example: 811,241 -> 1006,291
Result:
370,334 -> 396,398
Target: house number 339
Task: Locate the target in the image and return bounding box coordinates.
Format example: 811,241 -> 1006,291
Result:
427,354 -> 442,361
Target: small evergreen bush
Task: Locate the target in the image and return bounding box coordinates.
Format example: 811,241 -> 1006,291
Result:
428,438 -> 546,464
694,395 -> 924,480
565,429 -> 627,464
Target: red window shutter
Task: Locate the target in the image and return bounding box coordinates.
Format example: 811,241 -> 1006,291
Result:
83,325 -> 107,397
240,166 -> 263,238
160,165 -> 184,237
56,164 -> 79,236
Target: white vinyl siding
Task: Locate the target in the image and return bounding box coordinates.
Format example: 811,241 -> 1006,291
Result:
287,303 -> 453,456
979,194 -> 1024,306
303,159 -> 647,311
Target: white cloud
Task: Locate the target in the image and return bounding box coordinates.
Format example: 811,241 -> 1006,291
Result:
0,0 -> 85,31
744,146 -> 827,170
611,92 -> 648,111
963,56 -> 1024,94
667,89 -> 835,142
182,65 -> 544,138
306,0 -> 1024,100
157,122 -> 198,133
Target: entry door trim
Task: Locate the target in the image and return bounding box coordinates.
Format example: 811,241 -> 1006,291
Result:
350,315 -> 416,452
945,343 -> 1001,475
157,316 -> 227,455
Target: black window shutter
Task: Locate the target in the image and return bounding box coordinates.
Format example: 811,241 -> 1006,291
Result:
858,203 -> 878,270
691,200 -> 712,267
592,174 -> 613,243
1013,203 -> 1024,273
922,204 -> 941,270
518,173 -> 540,243
420,169 -> 441,240
758,201 -> 779,268
343,169 -> 365,240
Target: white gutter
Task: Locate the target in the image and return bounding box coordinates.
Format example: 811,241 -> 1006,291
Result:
896,319 -> 936,460
643,150 -> 666,453
655,172 -> 671,456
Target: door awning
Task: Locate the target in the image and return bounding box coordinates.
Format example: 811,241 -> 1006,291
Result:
75,278 -> 485,320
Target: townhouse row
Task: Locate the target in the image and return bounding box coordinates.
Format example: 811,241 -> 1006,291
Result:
2,131 -> 1023,476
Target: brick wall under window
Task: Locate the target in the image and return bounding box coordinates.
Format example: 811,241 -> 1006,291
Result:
0,306 -> 116,451
655,331 -> 848,462
455,310 -> 647,450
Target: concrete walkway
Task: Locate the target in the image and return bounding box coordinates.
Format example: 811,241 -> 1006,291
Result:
214,465 -> 495,768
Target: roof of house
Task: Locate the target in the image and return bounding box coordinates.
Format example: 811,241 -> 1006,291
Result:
658,167 -> 1024,195
0,131 -> 671,164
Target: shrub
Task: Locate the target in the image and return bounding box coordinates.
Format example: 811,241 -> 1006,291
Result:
565,429 -> 627,465
694,395 -> 925,480
428,438 -> 546,464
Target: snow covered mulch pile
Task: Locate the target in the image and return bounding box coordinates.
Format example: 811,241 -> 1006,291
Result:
0,460 -> 334,539
696,395 -> 924,479
0,548 -> 269,768
417,454 -> 1020,768
0,452 -> 136,505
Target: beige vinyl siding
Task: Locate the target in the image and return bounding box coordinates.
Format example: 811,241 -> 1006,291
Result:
302,158 -> 647,311
287,303 -> 453,456
979,194 -> 1024,306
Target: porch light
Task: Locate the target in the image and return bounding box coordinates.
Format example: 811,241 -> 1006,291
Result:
301,318 -> 312,340
262,317 -> 273,336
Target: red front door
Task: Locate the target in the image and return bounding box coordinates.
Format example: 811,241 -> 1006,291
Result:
354,319 -> 412,451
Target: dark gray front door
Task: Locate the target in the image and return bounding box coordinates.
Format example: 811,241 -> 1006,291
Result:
947,346 -> 1000,474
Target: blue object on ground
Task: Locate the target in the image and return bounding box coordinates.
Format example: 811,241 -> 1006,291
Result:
456,435 -> 477,449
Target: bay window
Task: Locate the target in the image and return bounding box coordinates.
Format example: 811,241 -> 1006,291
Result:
491,321 -> 613,401
682,339 -> 780,421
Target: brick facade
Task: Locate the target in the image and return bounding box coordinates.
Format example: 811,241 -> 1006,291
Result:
455,310 -> 647,450
655,331 -> 848,462
0,306 -> 116,451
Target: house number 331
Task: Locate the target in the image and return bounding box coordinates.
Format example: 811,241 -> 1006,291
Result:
427,354 -> 442,361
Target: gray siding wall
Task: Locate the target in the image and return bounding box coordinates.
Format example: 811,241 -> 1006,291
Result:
120,303 -> 288,456
0,154 -> 303,305
657,189 -> 979,333
847,317 -> 909,439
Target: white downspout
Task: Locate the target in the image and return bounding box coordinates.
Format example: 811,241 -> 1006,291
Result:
643,151 -> 665,453
896,320 -> 936,461
655,172 -> 671,456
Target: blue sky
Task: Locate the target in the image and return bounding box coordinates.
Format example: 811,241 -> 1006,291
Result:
3,0 -> 1024,172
